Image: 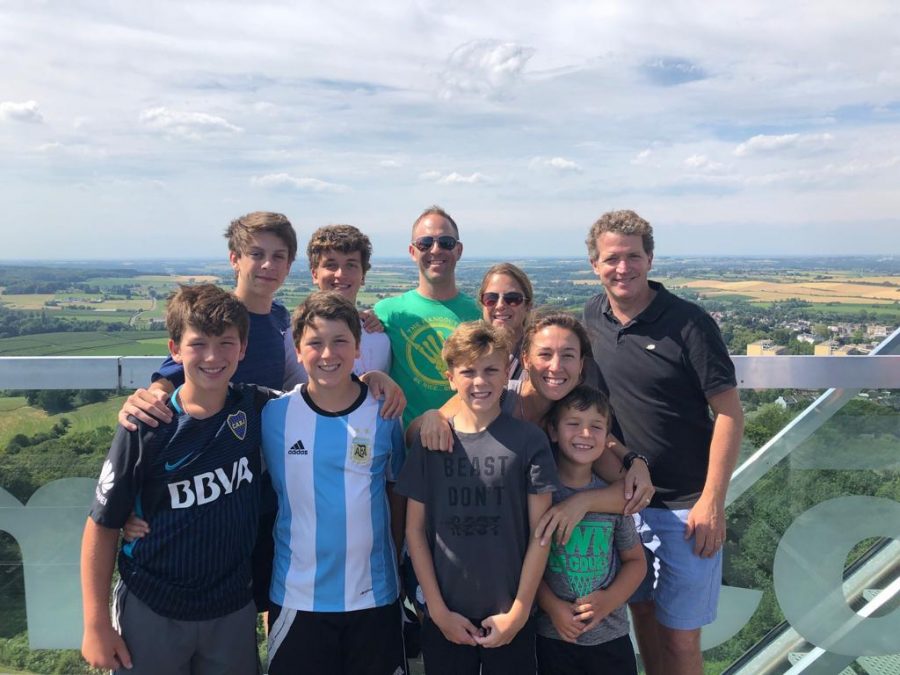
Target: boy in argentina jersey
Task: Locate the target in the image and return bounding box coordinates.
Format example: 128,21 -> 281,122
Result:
81,285 -> 277,675
262,291 -> 407,675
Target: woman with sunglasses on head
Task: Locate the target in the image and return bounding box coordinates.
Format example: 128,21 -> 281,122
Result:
408,310 -> 654,538
478,263 -> 533,381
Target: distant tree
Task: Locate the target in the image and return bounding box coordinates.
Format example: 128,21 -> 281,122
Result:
76,389 -> 110,405
25,390 -> 76,414
744,403 -> 793,448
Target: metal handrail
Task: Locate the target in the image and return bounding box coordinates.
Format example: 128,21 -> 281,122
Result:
0,352 -> 897,391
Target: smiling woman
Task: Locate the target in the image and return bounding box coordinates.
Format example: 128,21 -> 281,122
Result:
478,263 -> 534,381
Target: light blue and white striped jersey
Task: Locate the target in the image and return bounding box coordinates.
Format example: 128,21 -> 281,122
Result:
261,382 -> 405,612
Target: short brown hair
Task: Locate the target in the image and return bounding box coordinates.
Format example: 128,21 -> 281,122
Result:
166,284 -> 249,345
547,385 -> 611,429
477,263 -> 534,308
586,209 -> 654,262
291,291 -> 361,349
442,321 -> 511,371
521,311 -> 593,363
225,211 -> 298,262
411,205 -> 459,239
306,224 -> 373,274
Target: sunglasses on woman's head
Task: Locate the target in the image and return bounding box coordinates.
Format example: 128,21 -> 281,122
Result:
481,291 -> 526,307
412,235 -> 459,252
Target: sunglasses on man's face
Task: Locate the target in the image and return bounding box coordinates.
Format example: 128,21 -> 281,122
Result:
412,235 -> 459,252
481,291 -> 526,307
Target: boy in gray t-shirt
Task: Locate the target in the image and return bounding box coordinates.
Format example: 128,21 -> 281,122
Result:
397,321 -> 557,675
535,385 -> 646,675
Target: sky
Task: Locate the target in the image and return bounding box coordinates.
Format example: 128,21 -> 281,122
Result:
2,1 -> 900,260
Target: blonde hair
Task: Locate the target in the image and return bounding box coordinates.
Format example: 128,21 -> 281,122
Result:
442,321 -> 511,371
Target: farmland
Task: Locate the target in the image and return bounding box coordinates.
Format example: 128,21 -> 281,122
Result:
681,277 -> 899,304
0,331 -> 169,357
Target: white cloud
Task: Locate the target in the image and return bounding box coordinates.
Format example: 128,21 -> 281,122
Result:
438,171 -> 489,184
0,100 -> 43,123
440,40 -> 535,99
35,141 -> 107,159
379,159 -> 402,168
734,133 -> 834,157
421,170 -> 489,184
250,173 -> 348,193
529,156 -> 582,172
684,154 -> 726,172
631,149 -> 653,165
139,106 -> 242,140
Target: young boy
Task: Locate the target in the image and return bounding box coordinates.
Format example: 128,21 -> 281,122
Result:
397,321 -> 557,675
261,291 -> 406,675
306,223 -> 391,376
535,385 -> 646,675
81,284 -> 276,674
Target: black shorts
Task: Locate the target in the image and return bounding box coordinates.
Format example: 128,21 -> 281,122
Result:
267,600 -> 405,675
536,633 -> 637,675
420,615 -> 536,675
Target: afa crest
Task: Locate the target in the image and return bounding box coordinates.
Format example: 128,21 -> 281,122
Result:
227,411 -> 248,440
350,436 -> 372,465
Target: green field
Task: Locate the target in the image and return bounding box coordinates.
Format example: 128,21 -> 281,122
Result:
0,332 -> 169,357
748,301 -> 900,319
0,395 -> 126,447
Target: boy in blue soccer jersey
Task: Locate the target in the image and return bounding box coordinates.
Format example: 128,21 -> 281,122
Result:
262,291 -> 407,675
81,284 -> 278,674
397,321 -> 557,675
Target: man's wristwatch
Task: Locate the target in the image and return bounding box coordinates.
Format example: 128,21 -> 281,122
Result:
622,452 -> 650,470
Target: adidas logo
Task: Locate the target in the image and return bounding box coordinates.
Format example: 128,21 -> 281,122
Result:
288,439 -> 307,456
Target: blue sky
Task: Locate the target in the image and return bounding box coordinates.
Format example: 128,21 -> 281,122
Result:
2,1 -> 899,259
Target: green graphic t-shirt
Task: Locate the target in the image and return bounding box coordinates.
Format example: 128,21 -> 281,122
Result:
374,290 -> 481,426
536,476 -> 640,646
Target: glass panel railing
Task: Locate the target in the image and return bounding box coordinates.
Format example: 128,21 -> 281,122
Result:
0,349 -> 898,674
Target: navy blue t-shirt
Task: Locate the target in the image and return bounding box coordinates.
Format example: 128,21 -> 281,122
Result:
89,383 -> 277,620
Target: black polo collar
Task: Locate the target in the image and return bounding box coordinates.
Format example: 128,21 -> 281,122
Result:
600,280 -> 673,326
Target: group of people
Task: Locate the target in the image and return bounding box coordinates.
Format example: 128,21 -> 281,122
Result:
80,206 -> 744,675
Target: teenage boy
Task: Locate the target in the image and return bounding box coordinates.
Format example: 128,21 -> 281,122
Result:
81,284 -> 275,674
119,212 -> 403,430
536,385 -> 646,675
374,206 -> 481,427
583,210 -> 744,675
397,321 -> 557,675
306,223 -> 391,375
262,291 -> 406,675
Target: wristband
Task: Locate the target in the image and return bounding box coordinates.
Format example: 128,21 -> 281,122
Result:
623,452 -> 650,470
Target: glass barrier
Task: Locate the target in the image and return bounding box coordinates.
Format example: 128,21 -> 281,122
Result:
0,358 -> 898,674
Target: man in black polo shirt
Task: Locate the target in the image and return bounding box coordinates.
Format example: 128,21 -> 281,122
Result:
583,210 -> 744,675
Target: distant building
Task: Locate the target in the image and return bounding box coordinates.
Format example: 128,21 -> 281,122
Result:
814,341 -> 863,356
796,333 -> 817,344
866,324 -> 890,338
747,340 -> 788,356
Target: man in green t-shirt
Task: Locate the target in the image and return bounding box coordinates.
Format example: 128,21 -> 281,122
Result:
374,205 -> 481,427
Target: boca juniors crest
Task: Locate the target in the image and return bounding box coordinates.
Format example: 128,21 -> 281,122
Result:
227,411 -> 247,440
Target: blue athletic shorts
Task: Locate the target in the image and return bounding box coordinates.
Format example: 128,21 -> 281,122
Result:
629,507 -> 722,630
